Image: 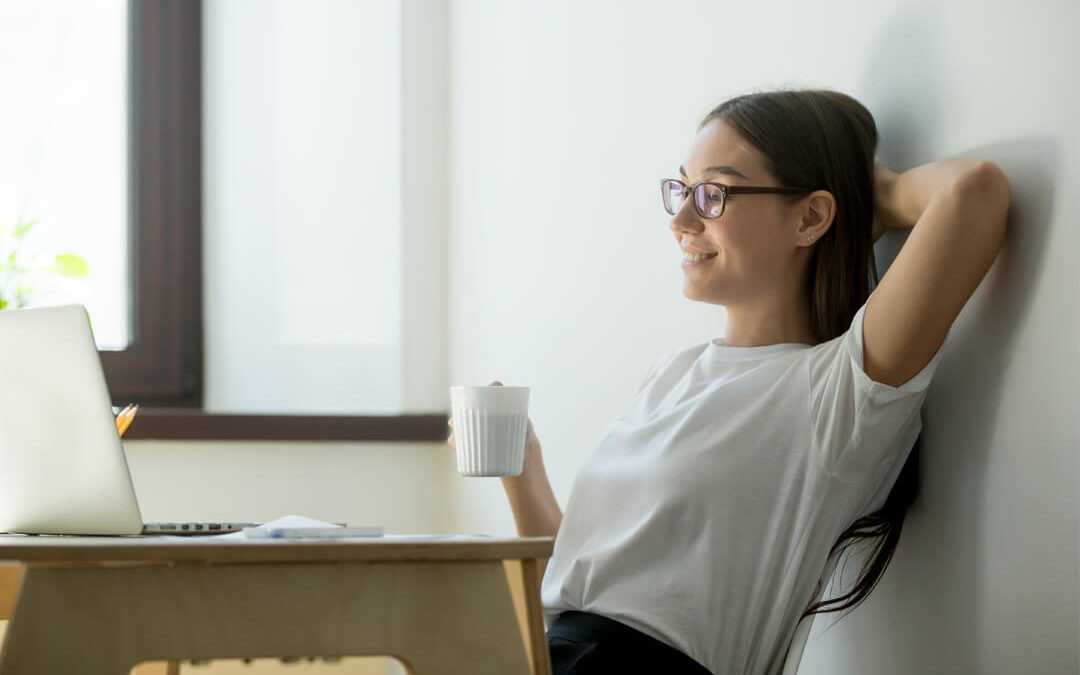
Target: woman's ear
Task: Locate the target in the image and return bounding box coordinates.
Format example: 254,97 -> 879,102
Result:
798,190 -> 836,241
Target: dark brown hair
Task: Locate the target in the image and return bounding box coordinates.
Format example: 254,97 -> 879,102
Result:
698,88 -> 920,624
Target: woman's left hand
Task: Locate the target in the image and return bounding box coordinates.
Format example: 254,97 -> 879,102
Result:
871,160 -> 903,241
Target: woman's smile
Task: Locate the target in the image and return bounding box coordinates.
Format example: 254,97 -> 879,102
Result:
681,251 -> 718,267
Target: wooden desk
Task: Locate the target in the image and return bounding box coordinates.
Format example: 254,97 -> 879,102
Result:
0,534 -> 554,675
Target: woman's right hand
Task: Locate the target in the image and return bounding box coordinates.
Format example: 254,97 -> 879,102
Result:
447,380 -> 543,480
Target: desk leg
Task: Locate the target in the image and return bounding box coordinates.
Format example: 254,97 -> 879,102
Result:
0,564 -> 22,621
503,559 -> 553,675
0,560 -> 533,675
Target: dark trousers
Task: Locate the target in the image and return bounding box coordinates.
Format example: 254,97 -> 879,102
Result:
547,610 -> 712,675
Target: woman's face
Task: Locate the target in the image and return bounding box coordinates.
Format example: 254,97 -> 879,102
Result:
669,118 -> 808,307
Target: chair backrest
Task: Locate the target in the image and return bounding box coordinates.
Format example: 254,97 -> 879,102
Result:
780,547 -> 844,674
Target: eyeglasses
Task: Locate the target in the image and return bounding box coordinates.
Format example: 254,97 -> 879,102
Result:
660,178 -> 811,219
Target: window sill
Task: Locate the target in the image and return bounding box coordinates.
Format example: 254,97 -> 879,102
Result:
122,408 -> 449,442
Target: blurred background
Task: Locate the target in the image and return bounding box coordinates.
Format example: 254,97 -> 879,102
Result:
0,0 -> 1076,673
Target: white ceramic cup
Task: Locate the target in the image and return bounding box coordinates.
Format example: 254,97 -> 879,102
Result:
449,385 -> 530,477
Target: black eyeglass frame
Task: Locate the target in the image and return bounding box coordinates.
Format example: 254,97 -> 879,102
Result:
660,178 -> 812,219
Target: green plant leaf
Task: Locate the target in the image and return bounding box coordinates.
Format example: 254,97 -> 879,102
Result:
0,298 -> 6,310
45,254 -> 89,277
12,219 -> 38,239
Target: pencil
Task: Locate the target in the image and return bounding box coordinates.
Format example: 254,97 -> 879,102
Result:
115,405 -> 133,431
116,404 -> 139,437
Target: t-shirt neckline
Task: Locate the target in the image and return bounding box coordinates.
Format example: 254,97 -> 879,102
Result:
707,338 -> 814,361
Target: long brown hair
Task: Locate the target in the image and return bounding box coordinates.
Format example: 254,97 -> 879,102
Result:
698,88 -> 919,623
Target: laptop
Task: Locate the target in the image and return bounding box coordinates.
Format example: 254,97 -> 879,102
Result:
0,304 -> 261,536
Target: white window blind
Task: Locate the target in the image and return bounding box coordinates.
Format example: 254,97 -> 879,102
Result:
203,0 -> 404,414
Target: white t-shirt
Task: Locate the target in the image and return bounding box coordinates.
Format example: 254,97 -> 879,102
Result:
540,297 -> 947,675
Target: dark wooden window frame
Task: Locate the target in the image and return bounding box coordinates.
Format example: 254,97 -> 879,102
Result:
104,0 -> 444,442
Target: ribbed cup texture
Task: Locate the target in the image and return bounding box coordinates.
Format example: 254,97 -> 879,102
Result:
454,409 -> 527,476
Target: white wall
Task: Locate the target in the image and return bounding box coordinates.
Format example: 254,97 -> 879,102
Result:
124,440 -> 455,533
446,1 -> 1079,673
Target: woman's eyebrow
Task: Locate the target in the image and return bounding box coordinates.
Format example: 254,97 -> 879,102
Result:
678,164 -> 749,180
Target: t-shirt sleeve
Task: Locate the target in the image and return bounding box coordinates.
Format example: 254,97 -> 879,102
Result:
808,298 -> 947,482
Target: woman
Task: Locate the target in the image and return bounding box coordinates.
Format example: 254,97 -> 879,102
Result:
449,88 -> 1010,674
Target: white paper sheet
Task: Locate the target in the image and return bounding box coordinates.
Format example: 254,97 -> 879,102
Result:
153,514 -> 494,542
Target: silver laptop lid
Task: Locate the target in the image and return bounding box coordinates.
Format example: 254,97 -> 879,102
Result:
0,304 -> 143,535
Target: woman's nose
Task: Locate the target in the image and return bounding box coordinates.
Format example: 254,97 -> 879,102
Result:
669,196 -> 704,235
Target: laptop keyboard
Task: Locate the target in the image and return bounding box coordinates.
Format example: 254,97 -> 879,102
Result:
143,521 -> 261,535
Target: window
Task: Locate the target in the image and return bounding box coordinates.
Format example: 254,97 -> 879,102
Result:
0,0 -> 201,405
101,0 -> 204,407
2,0 -> 446,441
0,1 -> 129,349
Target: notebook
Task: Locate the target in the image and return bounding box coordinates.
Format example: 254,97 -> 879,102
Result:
0,304 -> 262,536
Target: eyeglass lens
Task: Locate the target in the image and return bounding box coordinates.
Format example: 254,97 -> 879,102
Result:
662,180 -> 725,218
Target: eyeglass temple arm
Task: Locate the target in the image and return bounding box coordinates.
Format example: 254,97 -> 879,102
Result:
723,186 -> 810,194
660,180 -> 809,195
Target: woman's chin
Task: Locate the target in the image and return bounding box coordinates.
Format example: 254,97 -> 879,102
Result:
682,282 -> 725,304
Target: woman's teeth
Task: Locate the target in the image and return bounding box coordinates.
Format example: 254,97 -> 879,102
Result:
682,251 -> 718,262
